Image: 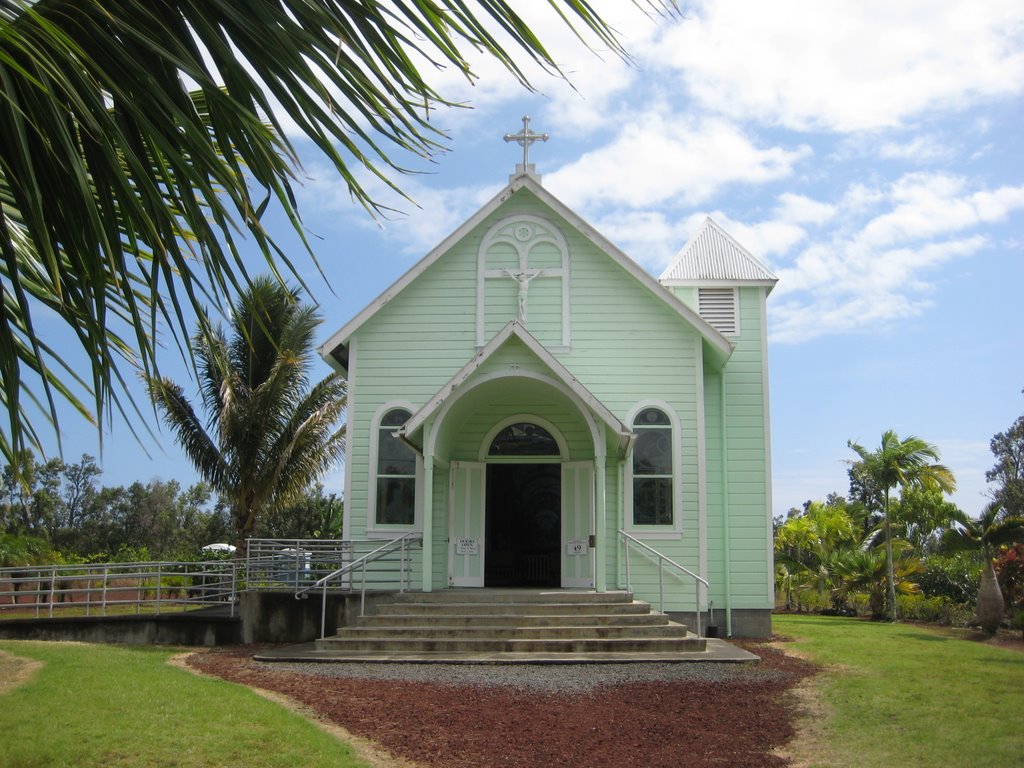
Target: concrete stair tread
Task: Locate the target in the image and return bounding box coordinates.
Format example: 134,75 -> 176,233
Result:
316,637 -> 707,653
255,638 -> 757,664
268,590 -> 733,663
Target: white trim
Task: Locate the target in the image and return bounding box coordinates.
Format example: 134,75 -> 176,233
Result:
623,400 -> 684,536
695,348 -> 708,607
341,336 -> 357,542
403,321 -> 631,452
761,287 -> 776,606
367,401 -> 420,537
320,175 -> 733,361
475,214 -> 571,348
478,414 -> 570,462
425,369 -> 604,458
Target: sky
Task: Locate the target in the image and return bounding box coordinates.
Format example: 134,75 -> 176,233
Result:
33,0 -> 1024,520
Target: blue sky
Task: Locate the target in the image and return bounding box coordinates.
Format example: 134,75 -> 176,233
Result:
38,0 -> 1024,520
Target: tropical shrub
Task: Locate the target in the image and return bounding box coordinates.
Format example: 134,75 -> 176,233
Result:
895,594 -> 974,626
918,552 -> 982,604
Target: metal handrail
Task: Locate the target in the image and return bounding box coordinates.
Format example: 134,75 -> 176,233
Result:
295,532 -> 422,638
618,529 -> 709,638
0,560 -> 238,619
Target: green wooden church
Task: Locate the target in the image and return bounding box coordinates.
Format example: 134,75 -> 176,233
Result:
320,120 -> 777,638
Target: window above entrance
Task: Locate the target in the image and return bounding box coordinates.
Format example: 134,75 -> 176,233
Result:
488,422 -> 560,456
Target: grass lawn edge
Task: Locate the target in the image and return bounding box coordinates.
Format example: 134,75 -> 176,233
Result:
174,650 -> 426,768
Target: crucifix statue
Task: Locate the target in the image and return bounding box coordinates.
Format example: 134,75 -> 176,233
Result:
503,268 -> 545,321
504,115 -> 548,168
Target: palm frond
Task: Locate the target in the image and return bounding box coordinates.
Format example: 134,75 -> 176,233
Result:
1,0 -> 671,466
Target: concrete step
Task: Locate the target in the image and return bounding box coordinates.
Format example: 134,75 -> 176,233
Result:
357,613 -> 673,629
390,589 -> 633,605
315,636 -> 706,654
374,601 -> 653,617
335,623 -> 691,641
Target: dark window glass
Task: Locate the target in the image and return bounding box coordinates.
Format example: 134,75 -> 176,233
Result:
636,407 -> 670,426
376,477 -> 415,525
376,409 -> 415,525
488,423 -> 559,456
379,432 -> 416,474
632,408 -> 673,525
632,478 -> 673,525
633,430 -> 672,475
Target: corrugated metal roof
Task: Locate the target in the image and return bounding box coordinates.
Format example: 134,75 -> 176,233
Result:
659,217 -> 778,285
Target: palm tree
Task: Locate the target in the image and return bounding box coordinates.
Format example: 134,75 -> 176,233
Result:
831,544 -> 924,618
148,278 -> 345,550
944,501 -> 1024,635
847,431 -> 956,621
1,0 -> 662,467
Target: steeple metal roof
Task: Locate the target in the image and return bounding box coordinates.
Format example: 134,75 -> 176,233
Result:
659,217 -> 778,288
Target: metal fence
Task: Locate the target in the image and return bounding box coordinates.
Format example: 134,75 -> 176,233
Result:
244,537 -> 422,593
0,560 -> 237,619
0,538 -> 424,622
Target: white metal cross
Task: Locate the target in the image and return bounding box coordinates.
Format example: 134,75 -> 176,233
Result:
503,115 -> 549,166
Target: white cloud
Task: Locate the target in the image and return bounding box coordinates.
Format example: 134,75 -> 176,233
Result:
546,112 -> 811,209
775,193 -> 836,225
294,162 -> 500,256
765,173 -> 1024,342
878,135 -> 954,163
654,0 -> 1024,132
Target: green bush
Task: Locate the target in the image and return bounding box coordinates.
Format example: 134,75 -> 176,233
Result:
919,552 -> 981,604
896,593 -> 974,626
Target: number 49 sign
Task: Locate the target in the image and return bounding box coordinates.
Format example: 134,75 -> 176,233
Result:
566,539 -> 587,556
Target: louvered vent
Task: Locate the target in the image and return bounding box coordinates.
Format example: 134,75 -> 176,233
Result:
698,288 -> 737,335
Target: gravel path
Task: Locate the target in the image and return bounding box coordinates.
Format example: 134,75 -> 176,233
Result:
269,659 -> 788,692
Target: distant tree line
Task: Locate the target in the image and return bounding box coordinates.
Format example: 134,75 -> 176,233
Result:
775,400 -> 1024,637
0,451 -> 342,567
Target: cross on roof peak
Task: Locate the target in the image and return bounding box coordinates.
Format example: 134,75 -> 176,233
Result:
503,115 -> 549,173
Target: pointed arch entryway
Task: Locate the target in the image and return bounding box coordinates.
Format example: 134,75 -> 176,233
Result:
397,322 -> 633,593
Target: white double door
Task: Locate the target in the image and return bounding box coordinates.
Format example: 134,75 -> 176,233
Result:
447,461 -> 594,588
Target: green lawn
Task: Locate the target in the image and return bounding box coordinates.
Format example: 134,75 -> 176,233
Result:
774,614 -> 1024,768
0,641 -> 368,768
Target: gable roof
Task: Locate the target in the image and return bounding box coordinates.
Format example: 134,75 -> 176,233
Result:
400,320 -> 632,455
659,217 -> 778,290
319,172 -> 734,368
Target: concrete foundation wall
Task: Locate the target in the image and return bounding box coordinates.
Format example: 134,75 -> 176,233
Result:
667,608 -> 772,639
239,590 -> 397,643
0,613 -> 241,646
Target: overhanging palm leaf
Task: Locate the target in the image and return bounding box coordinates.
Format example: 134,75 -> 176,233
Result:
1,0 -> 669,466
148,277 -> 346,548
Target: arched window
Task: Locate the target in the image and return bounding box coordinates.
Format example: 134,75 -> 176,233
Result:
374,408 -> 415,525
632,408 -> 673,525
488,422 -> 560,456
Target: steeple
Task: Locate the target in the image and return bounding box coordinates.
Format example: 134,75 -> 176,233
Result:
503,115 -> 548,182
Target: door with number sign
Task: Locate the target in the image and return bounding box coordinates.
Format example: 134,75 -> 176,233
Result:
448,461 -> 485,587
561,461 -> 594,588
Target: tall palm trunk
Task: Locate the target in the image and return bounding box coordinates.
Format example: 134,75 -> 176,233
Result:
884,488 -> 898,621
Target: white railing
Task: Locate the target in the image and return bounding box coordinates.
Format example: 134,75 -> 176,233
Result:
0,560 -> 237,619
618,529 -> 709,638
295,532 -> 423,638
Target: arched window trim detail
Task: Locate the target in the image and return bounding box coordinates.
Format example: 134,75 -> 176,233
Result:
475,214 -> 571,349
367,401 -> 422,536
624,400 -> 683,537
478,414 -> 569,463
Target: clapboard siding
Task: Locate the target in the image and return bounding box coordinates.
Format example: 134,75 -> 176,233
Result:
335,185 -> 772,612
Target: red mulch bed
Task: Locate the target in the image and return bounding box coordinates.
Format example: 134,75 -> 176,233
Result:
187,639 -> 816,768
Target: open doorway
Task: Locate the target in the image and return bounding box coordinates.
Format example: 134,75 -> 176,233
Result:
484,463 -> 561,587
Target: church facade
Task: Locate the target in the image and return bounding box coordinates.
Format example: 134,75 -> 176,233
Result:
321,133 -> 777,638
